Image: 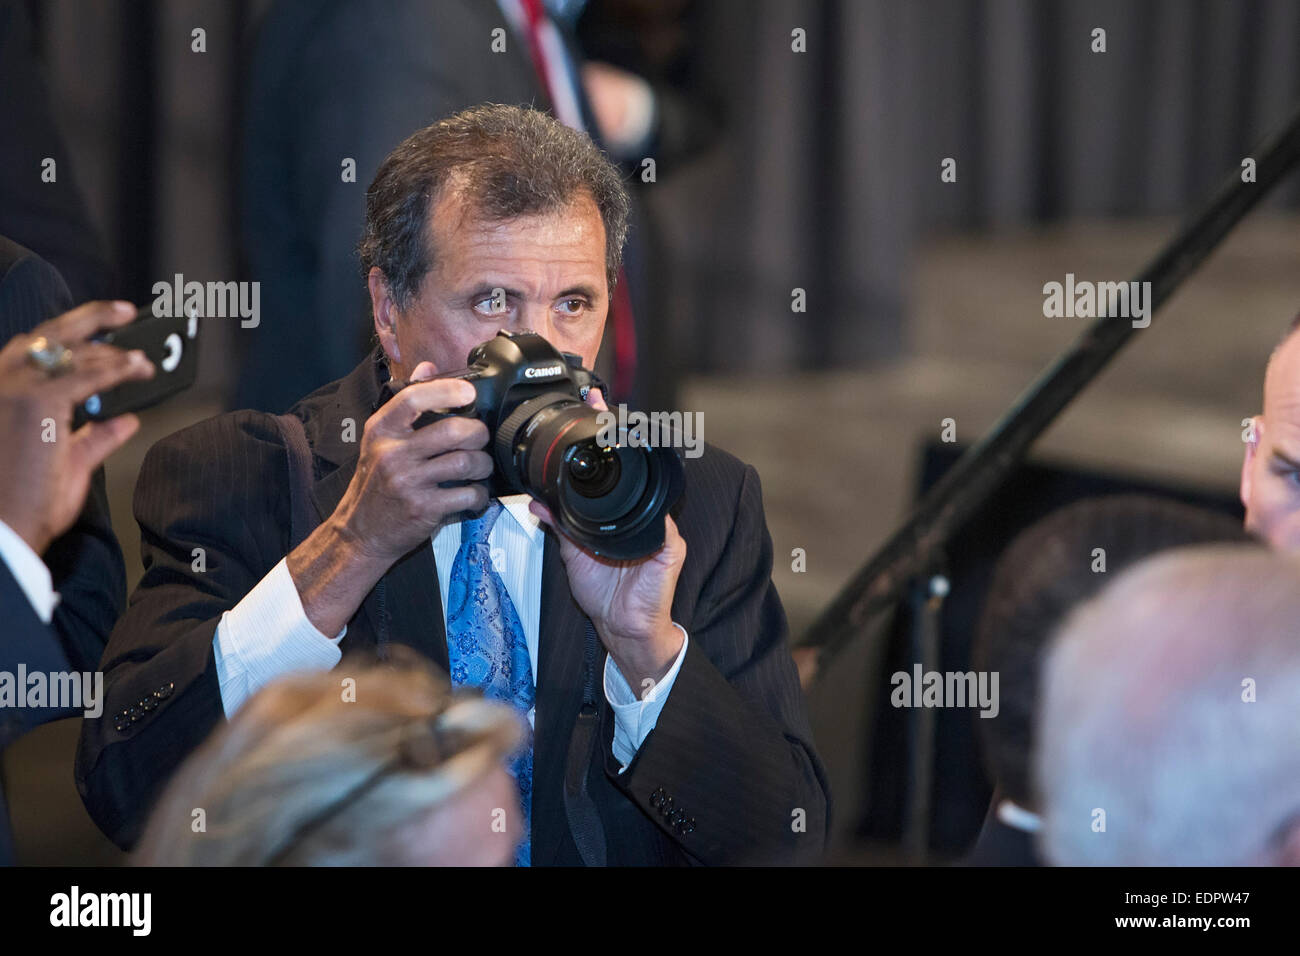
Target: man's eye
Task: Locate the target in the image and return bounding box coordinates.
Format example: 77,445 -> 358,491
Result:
558,298 -> 586,315
474,295 -> 509,315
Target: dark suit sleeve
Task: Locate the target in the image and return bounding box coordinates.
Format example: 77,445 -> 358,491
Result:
0,560 -> 71,742
0,558 -> 72,866
0,237 -> 72,324
74,412 -> 289,848
611,464 -> 831,864
0,242 -> 127,674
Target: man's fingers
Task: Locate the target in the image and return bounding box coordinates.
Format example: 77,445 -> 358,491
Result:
402,413 -> 490,459
67,414 -> 141,474
528,499 -> 554,526
38,300 -> 136,346
424,481 -> 489,518
408,361 -> 438,382
585,386 -> 608,411
371,378 -> 478,434
410,448 -> 494,486
661,514 -> 686,561
46,346 -> 154,406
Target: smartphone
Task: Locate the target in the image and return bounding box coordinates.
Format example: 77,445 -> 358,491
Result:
76,305 -> 200,423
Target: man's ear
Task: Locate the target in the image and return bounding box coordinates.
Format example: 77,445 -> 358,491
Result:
368,267 -> 401,365
1241,415 -> 1264,510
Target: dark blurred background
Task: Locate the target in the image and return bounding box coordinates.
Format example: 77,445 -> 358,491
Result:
5,0 -> 1300,864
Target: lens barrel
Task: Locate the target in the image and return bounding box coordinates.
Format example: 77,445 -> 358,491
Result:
494,394 -> 683,559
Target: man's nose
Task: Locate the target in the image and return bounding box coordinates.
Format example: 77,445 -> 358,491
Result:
513,304 -> 555,342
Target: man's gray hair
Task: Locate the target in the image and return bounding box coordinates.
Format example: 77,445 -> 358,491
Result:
358,103 -> 631,310
1035,543 -> 1300,865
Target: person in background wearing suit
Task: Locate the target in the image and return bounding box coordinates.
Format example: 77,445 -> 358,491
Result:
0,2 -> 114,303
79,105 -> 829,865
966,495 -> 1253,866
1037,545 -> 1300,866
0,298 -> 154,864
238,0 -> 713,416
1240,311 -> 1300,552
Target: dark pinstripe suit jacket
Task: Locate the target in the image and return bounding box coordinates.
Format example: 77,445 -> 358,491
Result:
0,561 -> 70,865
77,349 -> 831,863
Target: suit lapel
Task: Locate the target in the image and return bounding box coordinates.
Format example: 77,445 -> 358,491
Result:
531,529 -> 594,866
380,541 -> 449,670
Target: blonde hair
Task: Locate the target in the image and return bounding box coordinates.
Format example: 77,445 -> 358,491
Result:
134,650 -> 523,865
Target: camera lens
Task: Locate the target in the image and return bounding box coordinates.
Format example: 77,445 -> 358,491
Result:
497,392 -> 684,559
559,439 -> 647,525
567,445 -> 621,498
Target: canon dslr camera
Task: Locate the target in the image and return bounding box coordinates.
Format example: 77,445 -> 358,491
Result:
409,330 -> 684,559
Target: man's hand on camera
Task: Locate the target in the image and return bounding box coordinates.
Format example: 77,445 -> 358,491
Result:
0,300 -> 154,556
529,387 -> 687,693
288,363 -> 493,637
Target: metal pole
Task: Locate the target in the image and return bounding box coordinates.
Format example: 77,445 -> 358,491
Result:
799,101 -> 1300,684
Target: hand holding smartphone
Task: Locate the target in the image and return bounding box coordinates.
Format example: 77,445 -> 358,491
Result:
76,304 -> 200,423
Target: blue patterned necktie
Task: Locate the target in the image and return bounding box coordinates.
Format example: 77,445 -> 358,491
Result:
445,500 -> 535,866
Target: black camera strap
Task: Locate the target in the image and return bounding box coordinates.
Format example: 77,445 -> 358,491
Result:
563,619 -> 608,867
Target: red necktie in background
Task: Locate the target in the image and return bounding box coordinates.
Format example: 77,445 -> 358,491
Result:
518,0 -> 638,401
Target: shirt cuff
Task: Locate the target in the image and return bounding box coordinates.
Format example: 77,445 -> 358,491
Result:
213,557 -> 345,716
603,623 -> 688,772
0,518 -> 59,624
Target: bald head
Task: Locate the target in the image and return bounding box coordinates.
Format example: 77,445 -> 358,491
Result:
1035,544 -> 1300,866
1241,316 -> 1300,550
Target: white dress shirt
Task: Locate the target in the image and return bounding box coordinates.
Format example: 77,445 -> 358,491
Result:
0,518 -> 59,624
212,495 -> 688,770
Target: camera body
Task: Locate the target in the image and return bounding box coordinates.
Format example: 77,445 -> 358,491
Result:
410,329 -> 684,559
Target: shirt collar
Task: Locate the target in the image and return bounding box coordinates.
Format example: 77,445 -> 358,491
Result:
496,493 -> 545,546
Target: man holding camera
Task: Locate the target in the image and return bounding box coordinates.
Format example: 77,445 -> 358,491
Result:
78,105 -> 829,865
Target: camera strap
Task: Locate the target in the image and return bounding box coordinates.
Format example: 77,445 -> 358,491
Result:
563,619 -> 608,867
